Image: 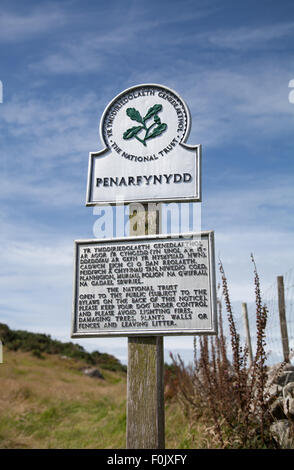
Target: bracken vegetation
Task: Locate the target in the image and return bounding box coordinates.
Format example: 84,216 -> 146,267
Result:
168,256 -> 293,448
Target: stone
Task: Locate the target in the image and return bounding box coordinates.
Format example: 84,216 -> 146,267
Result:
266,364 -> 282,385
268,398 -> 287,421
270,420 -> 294,448
275,371 -> 294,387
283,382 -> 294,417
82,367 -> 104,380
268,397 -> 286,421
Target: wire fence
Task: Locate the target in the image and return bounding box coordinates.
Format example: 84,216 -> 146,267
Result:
220,267 -> 294,366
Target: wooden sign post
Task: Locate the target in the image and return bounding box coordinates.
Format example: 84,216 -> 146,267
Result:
127,335 -> 164,448
71,83 -> 217,450
127,203 -> 164,449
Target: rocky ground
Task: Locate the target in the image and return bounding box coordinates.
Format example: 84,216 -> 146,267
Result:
266,362 -> 294,448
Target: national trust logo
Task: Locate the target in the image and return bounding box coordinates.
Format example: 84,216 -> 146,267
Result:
101,84 -> 189,163
123,104 -> 167,147
86,83 -> 201,205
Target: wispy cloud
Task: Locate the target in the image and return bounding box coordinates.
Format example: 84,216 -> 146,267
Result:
201,21 -> 294,50
0,0 -> 293,364
203,175 -> 294,302
28,1 -> 218,75
130,60 -> 294,148
0,175 -> 84,207
0,92 -> 102,177
205,173 -> 294,229
0,7 -> 68,42
156,20 -> 294,51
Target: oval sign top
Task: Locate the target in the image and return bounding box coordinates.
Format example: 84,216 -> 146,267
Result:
86,83 -> 201,205
100,84 -> 191,161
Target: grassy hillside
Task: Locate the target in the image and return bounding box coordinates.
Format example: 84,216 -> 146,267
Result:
0,343 -> 196,448
0,323 -> 126,372
0,349 -> 127,448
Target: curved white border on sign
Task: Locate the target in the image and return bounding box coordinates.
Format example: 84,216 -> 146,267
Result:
86,83 -> 201,206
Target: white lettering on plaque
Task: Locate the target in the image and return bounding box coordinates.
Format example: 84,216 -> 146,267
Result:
86,84 -> 201,205
71,232 -> 217,337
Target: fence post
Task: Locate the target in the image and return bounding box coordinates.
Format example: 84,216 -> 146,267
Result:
277,275 -> 290,363
242,302 -> 253,366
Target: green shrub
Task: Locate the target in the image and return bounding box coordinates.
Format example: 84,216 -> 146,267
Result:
0,323 -> 126,373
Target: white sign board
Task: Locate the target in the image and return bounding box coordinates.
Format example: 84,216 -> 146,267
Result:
71,232 -> 217,338
86,84 -> 201,205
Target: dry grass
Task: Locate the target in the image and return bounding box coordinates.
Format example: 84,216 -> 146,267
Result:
0,350 -> 127,449
0,350 -> 196,449
169,257 -> 276,449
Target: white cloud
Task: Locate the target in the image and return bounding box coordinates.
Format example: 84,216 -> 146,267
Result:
28,1 -> 218,75
155,20 -> 294,51
1,92 -> 98,136
0,171 -> 86,207
127,59 -> 294,149
203,176 -> 294,304
183,66 -> 294,147
0,176 -> 293,364
202,22 -> 294,50
0,92 -> 103,186
205,174 -> 294,226
0,5 -> 293,365
0,7 -> 68,42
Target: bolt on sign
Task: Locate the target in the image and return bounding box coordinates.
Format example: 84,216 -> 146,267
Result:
71,232 -> 217,338
86,84 -> 201,205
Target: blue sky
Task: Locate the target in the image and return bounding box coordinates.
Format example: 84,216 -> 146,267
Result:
0,0 -> 294,364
